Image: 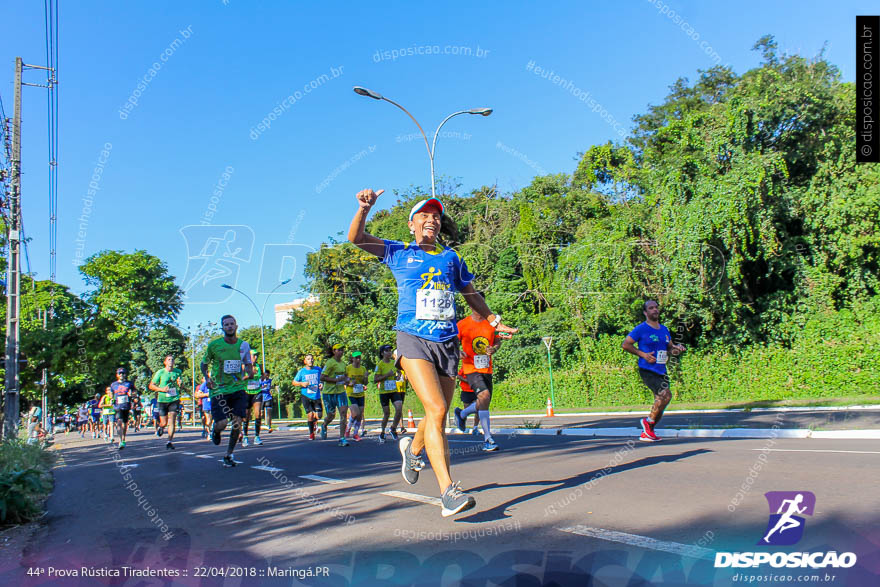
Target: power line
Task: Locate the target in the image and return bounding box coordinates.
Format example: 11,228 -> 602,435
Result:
44,0 -> 59,311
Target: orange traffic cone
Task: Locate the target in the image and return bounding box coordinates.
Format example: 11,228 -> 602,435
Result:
407,409 -> 416,429
546,397 -> 555,417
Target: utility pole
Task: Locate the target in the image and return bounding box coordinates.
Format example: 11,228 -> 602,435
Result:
190,331 -> 196,428
3,58 -> 23,440
2,57 -> 52,440
40,309 -> 48,432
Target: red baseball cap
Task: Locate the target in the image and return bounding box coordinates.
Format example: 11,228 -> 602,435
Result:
408,198 -> 444,221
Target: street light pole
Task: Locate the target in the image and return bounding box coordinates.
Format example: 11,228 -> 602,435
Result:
221,279 -> 291,372
190,330 -> 196,427
542,336 -> 556,413
353,86 -> 491,198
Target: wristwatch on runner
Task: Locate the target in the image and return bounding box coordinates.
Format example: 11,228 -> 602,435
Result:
489,314 -> 502,328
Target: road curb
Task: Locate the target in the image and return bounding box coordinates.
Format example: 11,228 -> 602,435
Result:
809,429 -> 880,439
283,425 -> 880,440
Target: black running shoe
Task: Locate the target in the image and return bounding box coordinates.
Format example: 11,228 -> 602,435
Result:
157,426 -> 164,438
211,425 -> 221,446
441,481 -> 476,517
222,455 -> 236,468
454,407 -> 466,433
166,441 -> 175,450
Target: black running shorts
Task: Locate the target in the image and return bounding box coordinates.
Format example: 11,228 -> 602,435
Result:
157,400 -> 180,416
465,372 -> 493,394
211,390 -> 248,422
300,394 -> 323,416
379,392 -> 404,407
395,332 -> 459,380
639,368 -> 671,396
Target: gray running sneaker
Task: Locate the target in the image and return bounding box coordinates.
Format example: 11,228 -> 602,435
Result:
441,481 -> 476,517
398,436 -> 424,485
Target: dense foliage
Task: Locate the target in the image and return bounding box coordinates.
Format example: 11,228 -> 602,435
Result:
247,39 -> 879,410
0,250 -> 182,409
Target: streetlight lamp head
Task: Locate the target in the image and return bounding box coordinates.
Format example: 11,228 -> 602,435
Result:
220,284 -> 232,289
353,86 -> 383,100
281,279 -> 292,285
469,108 -> 493,116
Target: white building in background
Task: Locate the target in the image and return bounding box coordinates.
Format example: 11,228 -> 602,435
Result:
274,295 -> 319,328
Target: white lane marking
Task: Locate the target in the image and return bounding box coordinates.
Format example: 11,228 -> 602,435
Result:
196,455 -> 214,459
118,463 -> 139,468
382,490 -> 442,507
558,526 -> 715,561
217,459 -> 244,464
183,451 -> 196,455
751,448 -> 880,455
447,440 -> 482,444
299,474 -> 346,484
252,465 -> 283,472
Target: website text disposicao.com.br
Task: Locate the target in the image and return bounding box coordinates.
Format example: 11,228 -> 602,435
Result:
373,44 -> 490,62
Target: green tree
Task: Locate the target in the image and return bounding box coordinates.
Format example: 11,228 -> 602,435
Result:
80,250 -> 183,344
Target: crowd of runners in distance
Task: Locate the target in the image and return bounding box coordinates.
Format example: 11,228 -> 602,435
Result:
28,190 -> 685,518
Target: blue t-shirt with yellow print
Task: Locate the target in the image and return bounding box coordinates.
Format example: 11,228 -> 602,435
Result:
381,240 -> 474,342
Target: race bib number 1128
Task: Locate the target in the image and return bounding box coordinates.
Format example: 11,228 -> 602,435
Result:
416,289 -> 454,321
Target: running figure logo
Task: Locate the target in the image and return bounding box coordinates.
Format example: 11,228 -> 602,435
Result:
179,225 -> 255,303
759,491 -> 816,546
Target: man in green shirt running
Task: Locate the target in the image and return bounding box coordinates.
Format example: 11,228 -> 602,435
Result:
149,355 -> 183,450
201,314 -> 255,468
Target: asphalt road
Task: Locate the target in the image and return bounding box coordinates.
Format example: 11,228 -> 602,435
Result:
4,420 -> 879,586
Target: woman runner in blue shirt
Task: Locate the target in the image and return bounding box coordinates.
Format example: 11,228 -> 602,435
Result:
348,188 -> 517,517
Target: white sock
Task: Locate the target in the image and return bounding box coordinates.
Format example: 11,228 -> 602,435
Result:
461,403 -> 477,419
478,410 -> 492,441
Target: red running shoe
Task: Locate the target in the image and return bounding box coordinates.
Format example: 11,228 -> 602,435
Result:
640,431 -> 660,442
309,431 -> 315,440
640,418 -> 660,441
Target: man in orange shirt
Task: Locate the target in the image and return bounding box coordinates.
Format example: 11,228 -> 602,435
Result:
454,292 -> 506,451
455,366 -> 480,434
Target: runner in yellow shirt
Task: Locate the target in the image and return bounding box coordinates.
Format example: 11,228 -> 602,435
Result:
320,343 -> 350,447
345,352 -> 368,442
374,345 -> 402,443
99,386 -> 116,443
394,348 -> 409,435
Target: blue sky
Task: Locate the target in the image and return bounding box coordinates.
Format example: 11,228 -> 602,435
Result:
1,0 -> 872,331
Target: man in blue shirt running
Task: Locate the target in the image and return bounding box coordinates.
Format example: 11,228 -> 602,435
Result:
293,355 -> 323,440
622,300 -> 686,442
